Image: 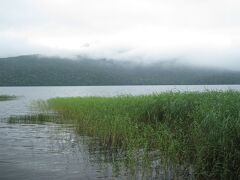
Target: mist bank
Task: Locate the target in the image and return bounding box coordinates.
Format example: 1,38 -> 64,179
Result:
0,55 -> 240,86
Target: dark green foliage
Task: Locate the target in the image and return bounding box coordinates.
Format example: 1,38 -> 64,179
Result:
45,91 -> 240,179
1,55 -> 240,86
0,95 -> 16,101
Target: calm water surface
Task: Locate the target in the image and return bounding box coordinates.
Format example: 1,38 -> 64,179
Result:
0,85 -> 240,179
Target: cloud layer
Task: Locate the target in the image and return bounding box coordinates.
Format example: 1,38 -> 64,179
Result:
1,0 -> 240,69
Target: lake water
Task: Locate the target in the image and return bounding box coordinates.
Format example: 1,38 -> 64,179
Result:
0,85 -> 240,179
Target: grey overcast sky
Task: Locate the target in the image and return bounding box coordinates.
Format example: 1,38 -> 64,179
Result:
1,0 -> 240,69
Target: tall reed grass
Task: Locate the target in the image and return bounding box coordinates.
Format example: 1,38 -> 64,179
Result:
45,91 -> 240,179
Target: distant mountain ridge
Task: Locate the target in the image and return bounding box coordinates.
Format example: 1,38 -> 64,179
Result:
0,55 -> 240,86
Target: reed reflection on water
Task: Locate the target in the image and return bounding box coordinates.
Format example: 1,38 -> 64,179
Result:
0,114 -> 193,179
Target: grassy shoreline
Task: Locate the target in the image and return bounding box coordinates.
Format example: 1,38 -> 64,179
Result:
44,91 -> 240,179
0,95 -> 16,101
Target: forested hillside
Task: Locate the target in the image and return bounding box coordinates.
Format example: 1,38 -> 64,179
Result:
1,55 -> 240,86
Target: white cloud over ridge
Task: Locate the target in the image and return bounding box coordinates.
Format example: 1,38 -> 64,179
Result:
1,0 -> 240,69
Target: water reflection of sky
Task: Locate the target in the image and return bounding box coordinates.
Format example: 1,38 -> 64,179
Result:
0,121 -> 124,180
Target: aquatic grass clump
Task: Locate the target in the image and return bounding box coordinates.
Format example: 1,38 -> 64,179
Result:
45,91 -> 240,179
0,95 -> 17,101
8,113 -> 58,124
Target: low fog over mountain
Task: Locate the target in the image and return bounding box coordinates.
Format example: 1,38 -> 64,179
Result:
1,0 -> 240,71
1,55 -> 240,86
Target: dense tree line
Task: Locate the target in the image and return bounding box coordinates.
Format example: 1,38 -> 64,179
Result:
0,55 -> 240,86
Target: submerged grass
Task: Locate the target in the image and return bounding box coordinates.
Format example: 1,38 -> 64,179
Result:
44,91 -> 240,179
0,95 -> 17,101
8,114 -> 58,124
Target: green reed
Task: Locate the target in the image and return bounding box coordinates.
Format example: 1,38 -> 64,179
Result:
43,91 -> 240,179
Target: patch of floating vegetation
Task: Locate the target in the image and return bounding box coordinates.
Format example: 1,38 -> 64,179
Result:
41,91 -> 240,179
7,113 -> 59,124
0,95 -> 17,101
